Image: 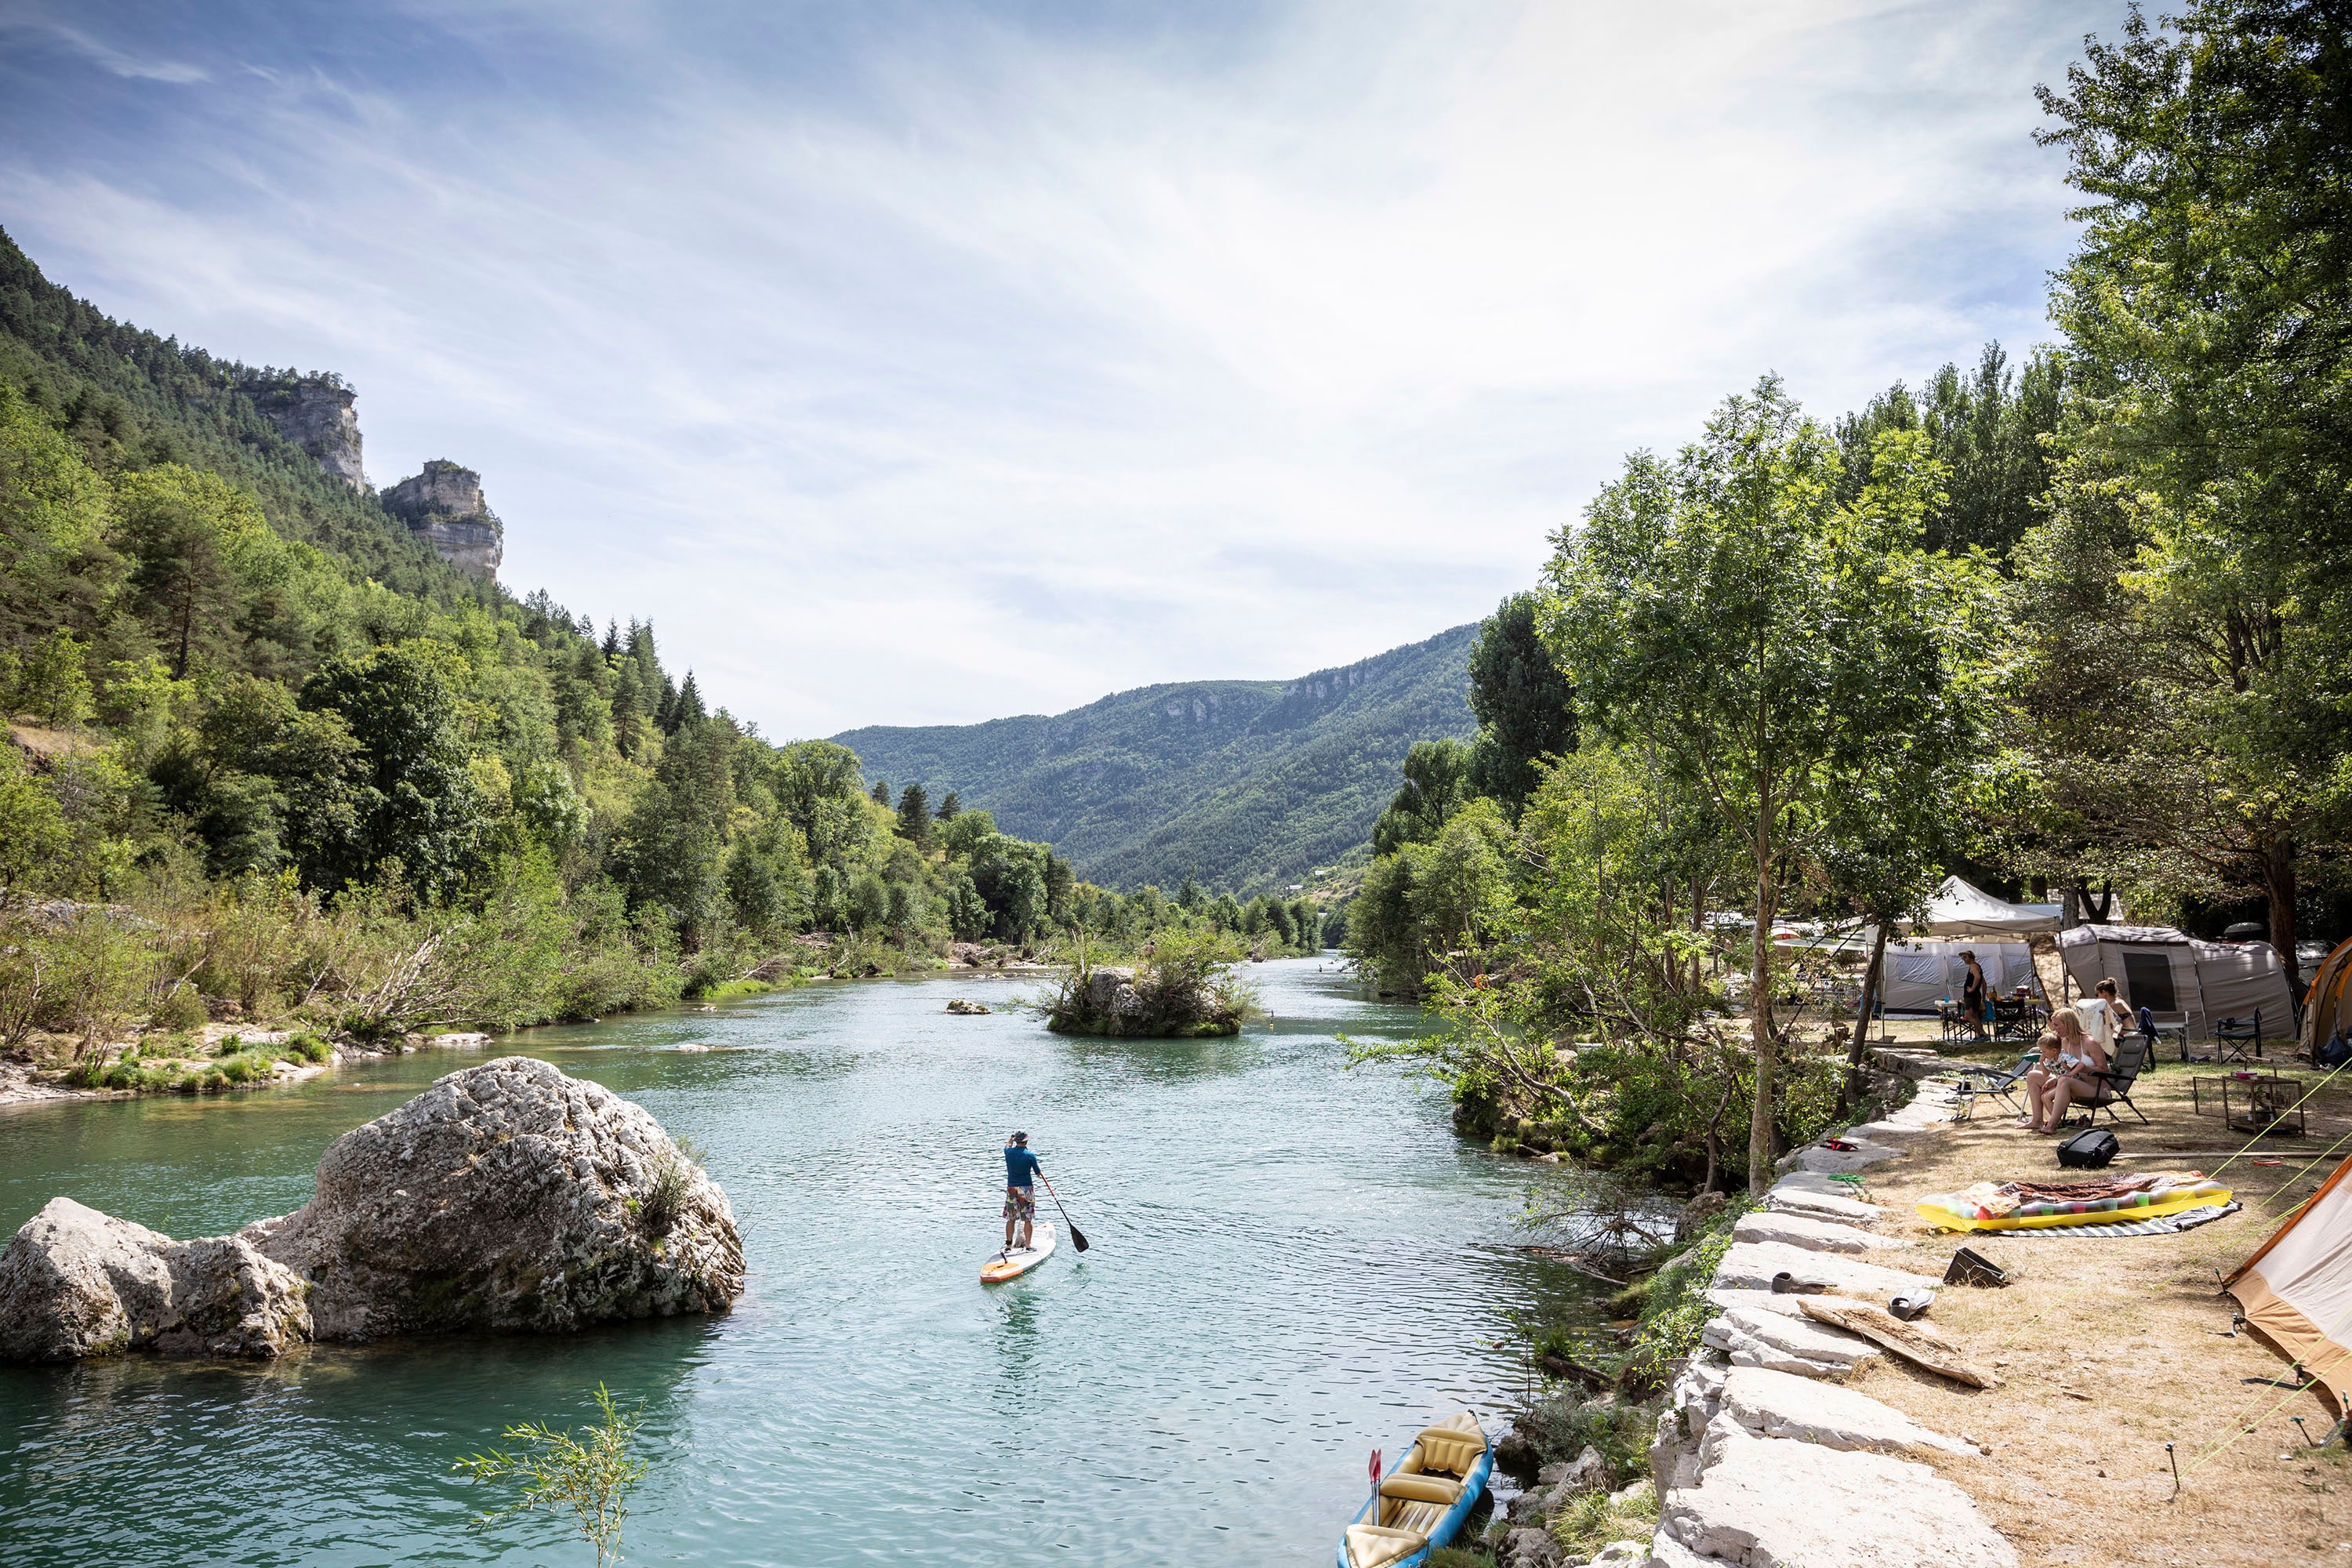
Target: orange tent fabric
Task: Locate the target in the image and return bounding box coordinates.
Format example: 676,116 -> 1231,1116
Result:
2227,1152 -> 2352,1417
2302,937 -> 2352,1058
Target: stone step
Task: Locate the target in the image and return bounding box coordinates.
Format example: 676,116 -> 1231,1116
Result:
1732,1210 -> 1903,1254
1713,1367 -> 1976,1459
1711,1240 -> 1942,1299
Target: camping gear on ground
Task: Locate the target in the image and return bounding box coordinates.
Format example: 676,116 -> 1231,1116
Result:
2060,924 -> 2297,1050
2299,938 -> 2352,1061
2192,1071 -> 2309,1138
2078,1034 -> 2153,1127
2057,1127 -> 2122,1168
1916,1171 -> 2231,1231
1796,1298 -> 1994,1388
980,1221 -> 1057,1283
2318,1029 -> 2352,1070
1986,1201 -> 2241,1240
2216,1009 -> 2267,1065
1038,1174 -> 1090,1252
1338,1411 -> 1492,1568
1769,1271 -> 1827,1295
1944,1247 -> 2009,1287
2224,1151 -> 2352,1419
1888,1290 -> 1934,1321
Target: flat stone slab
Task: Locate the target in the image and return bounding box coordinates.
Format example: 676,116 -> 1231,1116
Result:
1777,1139 -> 1905,1174
1717,1367 -> 1974,1458
1711,1240 -> 1942,1299
1765,1188 -> 1885,1224
1706,1287 -> 1809,1318
1770,1171 -> 1873,1200
1661,1423 -> 2016,1568
1703,1306 -> 1880,1380
1732,1211 -> 1902,1254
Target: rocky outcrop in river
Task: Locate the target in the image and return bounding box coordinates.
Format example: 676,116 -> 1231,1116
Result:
0,1057 -> 742,1360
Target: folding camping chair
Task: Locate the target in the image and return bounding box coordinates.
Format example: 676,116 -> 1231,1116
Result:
1951,1049 -> 2038,1121
2216,1008 -> 2266,1065
2078,1033 -> 2154,1127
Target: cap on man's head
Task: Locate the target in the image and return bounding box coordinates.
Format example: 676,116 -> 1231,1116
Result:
1011,1131 -> 1028,1145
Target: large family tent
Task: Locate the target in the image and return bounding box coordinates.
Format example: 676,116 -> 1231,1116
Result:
2057,925 -> 2298,1040
1912,877 -> 2063,937
2301,937 -> 2352,1057
1878,940 -> 2040,1014
2227,1154 -> 2352,1418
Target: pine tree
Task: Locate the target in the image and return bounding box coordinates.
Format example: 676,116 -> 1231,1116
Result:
870,779 -> 891,806
673,672 -> 706,730
896,783 -> 932,846
936,791 -> 960,822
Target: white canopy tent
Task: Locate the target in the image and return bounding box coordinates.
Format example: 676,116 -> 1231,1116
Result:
1914,876 -> 2063,937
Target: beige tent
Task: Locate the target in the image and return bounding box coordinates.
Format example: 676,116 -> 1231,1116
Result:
2227,1154 -> 2352,1417
1913,876 -> 2063,937
2057,924 -> 2297,1040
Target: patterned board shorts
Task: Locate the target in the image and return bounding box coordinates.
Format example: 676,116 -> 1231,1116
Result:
1004,1186 -> 1035,1222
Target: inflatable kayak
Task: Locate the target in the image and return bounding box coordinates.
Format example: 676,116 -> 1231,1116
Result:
982,1221 -> 1057,1283
1337,1411 -> 1490,1568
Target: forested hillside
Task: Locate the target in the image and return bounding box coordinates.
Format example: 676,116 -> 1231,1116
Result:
834,624 -> 1479,896
0,228 -> 1320,1067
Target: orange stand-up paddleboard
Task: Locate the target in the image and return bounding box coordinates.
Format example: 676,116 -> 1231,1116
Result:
981,1221 -> 1057,1283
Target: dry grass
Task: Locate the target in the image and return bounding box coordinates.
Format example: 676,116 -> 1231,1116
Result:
1820,1026 -> 2352,1566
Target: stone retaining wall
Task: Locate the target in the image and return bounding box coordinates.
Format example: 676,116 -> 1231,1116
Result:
1642,1078 -> 2021,1567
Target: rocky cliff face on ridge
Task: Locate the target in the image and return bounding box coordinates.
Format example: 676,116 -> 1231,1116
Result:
250,372 -> 365,490
0,1057 -> 742,1360
383,459 -> 503,579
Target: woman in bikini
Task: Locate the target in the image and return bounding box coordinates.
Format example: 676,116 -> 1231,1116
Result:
2031,1008 -> 2110,1132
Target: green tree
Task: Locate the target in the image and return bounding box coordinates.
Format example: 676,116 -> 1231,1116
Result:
895,782 -> 932,848
2027,0 -> 2352,980
296,644 -> 483,895
1465,593 -> 1576,813
936,790 -> 960,821
1545,378 -> 1992,1194
115,464 -> 268,678
1371,739 -> 1472,855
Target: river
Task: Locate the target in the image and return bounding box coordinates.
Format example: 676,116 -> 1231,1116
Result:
0,959 -> 1599,1566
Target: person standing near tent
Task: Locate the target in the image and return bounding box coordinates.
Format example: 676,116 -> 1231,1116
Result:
1001,1131 -> 1042,1254
1960,950 -> 1991,1038
2085,978 -> 2132,1046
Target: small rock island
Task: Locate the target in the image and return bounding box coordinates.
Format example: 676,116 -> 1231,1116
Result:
0,1057 -> 742,1361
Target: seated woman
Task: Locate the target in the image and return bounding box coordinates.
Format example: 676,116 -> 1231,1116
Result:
2033,1009 -> 2110,1132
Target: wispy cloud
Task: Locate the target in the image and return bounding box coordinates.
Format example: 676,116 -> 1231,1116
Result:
9,18 -> 209,83
0,0 -> 2125,734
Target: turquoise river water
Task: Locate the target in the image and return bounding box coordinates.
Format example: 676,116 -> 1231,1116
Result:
0,959 -> 1598,1566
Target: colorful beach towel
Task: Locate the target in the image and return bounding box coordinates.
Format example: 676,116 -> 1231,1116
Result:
1917,1172 -> 2233,1231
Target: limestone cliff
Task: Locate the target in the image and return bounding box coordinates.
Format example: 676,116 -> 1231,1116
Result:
383,459 -> 503,579
250,372 -> 365,489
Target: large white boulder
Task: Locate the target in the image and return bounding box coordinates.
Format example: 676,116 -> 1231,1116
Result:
1763,1187 -> 1885,1224
0,1197 -> 310,1360
245,1056 -> 742,1341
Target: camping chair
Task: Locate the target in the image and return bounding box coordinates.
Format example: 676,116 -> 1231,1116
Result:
1951,1050 -> 2038,1121
2216,1009 -> 2265,1065
2078,1033 -> 2153,1127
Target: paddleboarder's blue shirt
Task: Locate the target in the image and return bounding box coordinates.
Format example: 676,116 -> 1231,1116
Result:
1004,1145 -> 1041,1188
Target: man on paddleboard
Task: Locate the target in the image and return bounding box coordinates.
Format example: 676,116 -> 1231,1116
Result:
1002,1131 -> 1042,1254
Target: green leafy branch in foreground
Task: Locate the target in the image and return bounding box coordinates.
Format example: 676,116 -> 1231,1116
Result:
452,1384 -> 648,1568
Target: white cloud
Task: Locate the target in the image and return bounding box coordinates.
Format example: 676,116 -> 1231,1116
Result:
0,0 -> 2122,734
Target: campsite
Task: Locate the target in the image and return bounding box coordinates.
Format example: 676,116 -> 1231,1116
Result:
1699,1011 -> 2352,1567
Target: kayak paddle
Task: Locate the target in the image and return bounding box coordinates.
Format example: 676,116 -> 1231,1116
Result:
1038,1174 -> 1090,1252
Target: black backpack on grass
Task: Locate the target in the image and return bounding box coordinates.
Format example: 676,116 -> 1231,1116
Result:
2057,1127 -> 2120,1169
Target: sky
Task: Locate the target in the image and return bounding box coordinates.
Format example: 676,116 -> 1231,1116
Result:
0,0 -> 2129,737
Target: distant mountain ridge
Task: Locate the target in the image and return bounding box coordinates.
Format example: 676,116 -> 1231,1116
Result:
833,625 -> 1479,895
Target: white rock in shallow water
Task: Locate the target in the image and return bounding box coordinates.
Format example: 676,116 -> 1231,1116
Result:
1718,1367 -> 1976,1458
1711,1240 -> 1942,1298
1732,1210 -> 1904,1254
0,1198 -> 310,1360
1662,1422 -> 2016,1567
243,1056 -> 742,1341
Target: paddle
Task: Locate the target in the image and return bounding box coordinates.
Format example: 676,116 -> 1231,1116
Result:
1037,1174 -> 1091,1252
